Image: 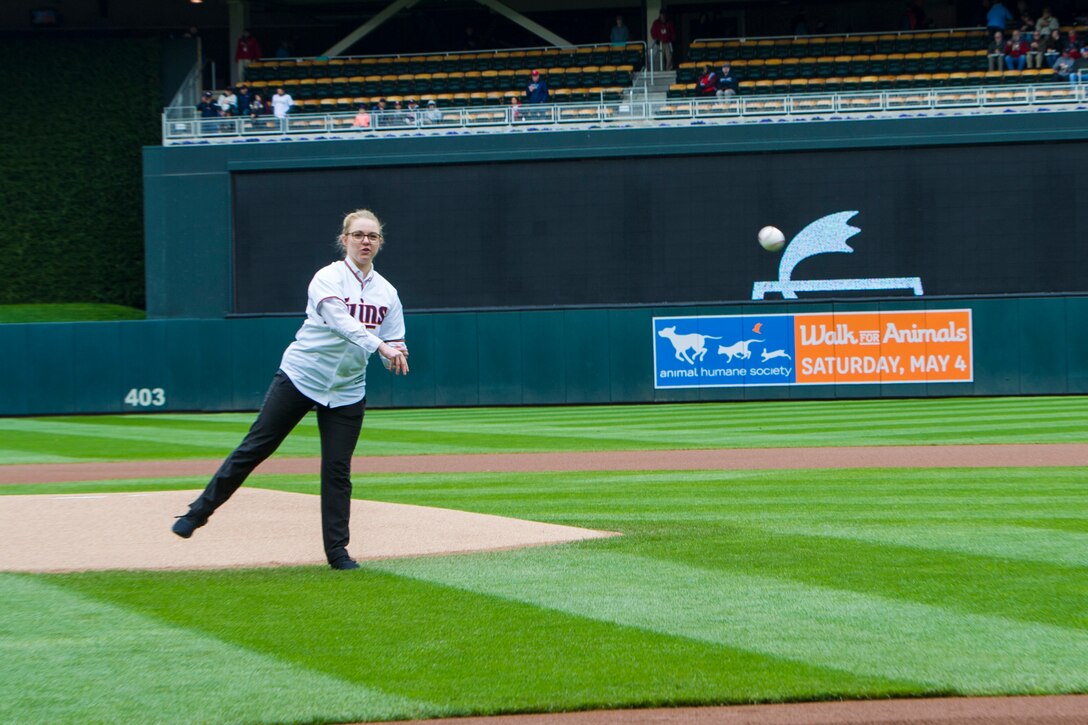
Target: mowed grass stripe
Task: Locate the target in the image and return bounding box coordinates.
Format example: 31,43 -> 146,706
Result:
368,412 -> 1083,437
0,448 -> 85,464
51,568 -> 918,715
344,468 -> 1086,630
0,419 -> 317,451
376,396 -> 1088,420
755,522 -> 1088,568
370,548 -> 1088,694
0,574 -> 429,725
368,398 -> 1088,430
3,397 -> 1087,464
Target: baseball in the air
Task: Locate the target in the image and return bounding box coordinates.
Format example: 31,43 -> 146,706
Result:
758,226 -> 786,252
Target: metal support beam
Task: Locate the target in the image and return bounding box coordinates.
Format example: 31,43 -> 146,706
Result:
323,0 -> 422,58
475,0 -> 573,49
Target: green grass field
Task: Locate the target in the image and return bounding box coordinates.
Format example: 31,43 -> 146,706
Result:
1,396 -> 1086,724
2,395 -> 1086,464
0,303 -> 145,324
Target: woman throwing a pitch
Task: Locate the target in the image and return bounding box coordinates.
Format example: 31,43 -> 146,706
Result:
172,209 -> 409,570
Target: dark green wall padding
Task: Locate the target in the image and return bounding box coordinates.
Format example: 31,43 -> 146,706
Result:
144,110 -> 1088,320
3,296 -> 1086,415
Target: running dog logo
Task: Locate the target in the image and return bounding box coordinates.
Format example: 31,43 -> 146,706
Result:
653,315 -> 798,389
657,326 -> 722,364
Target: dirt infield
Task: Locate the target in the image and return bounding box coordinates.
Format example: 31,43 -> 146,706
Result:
3,443 -> 1085,725
384,695 -> 1088,724
1,443 -> 1085,485
0,488 -> 616,572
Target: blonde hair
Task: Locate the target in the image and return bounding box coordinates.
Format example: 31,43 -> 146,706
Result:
340,208 -> 383,236
337,208 -> 384,252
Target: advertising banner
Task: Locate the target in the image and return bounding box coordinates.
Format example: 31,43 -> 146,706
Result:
653,309 -> 972,389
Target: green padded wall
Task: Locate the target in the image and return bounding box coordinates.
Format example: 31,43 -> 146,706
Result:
2,296 -> 1087,416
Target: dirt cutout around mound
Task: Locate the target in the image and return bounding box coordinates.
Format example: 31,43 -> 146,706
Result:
0,488 -> 616,572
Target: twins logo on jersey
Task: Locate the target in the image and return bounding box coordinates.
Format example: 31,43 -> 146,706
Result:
344,299 -> 388,329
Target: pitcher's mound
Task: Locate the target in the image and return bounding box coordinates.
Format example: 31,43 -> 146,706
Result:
0,488 -> 617,573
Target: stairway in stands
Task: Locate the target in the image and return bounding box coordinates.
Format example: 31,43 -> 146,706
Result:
627,69 -> 675,103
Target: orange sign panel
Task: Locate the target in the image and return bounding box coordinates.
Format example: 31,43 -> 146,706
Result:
794,310 -> 972,384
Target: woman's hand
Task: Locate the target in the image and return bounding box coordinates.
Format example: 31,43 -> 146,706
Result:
378,341 -> 409,375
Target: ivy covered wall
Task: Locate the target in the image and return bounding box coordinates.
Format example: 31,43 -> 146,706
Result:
0,38 -> 161,307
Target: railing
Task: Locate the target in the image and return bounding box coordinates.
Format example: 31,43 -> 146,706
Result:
690,26 -> 990,46
167,59 -> 206,113
258,40 -> 646,68
162,81 -> 1088,145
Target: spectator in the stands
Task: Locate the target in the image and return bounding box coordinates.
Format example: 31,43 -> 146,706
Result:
249,93 -> 267,118
249,93 -> 272,130
986,1 -> 1014,35
197,90 -> 218,119
1018,10 -> 1035,38
1035,7 -> 1060,39
508,95 -> 522,122
524,69 -> 549,121
196,91 -> 222,135
462,25 -> 478,51
352,104 -> 370,128
651,11 -> 676,71
695,65 -> 718,97
716,61 -> 739,98
271,86 -> 294,119
610,15 -> 630,46
404,98 -> 420,125
1053,48 -> 1077,80
275,39 -> 292,59
1004,29 -> 1029,70
236,83 -> 252,116
526,69 -> 549,104
424,99 -> 443,124
1042,28 -> 1064,66
371,98 -> 389,125
791,10 -> 809,36
902,0 -> 926,30
217,87 -> 238,116
392,99 -> 405,124
988,30 -> 1006,71
1066,31 -> 1084,58
235,29 -> 262,82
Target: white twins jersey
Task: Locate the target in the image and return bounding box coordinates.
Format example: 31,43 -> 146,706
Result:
279,259 -> 405,407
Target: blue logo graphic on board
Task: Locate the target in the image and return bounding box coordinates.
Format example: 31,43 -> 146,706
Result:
653,314 -> 796,388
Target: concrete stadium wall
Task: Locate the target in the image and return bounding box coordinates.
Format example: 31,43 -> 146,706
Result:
3,295 -> 1087,415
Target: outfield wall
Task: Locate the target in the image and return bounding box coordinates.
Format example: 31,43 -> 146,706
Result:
145,112 -> 1088,319
3,295 -> 1086,415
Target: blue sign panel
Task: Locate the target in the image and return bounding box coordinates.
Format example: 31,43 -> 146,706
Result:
653,314 -> 796,389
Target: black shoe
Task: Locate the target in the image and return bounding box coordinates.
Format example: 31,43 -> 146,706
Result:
172,514 -> 207,539
329,557 -> 360,570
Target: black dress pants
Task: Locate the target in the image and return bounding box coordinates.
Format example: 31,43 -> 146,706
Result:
186,370 -> 365,563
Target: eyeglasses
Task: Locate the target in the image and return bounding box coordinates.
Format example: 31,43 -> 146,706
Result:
347,231 -> 382,242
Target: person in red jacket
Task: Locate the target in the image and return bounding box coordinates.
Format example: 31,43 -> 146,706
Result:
235,28 -> 263,83
651,11 -> 676,71
1003,28 -> 1029,70
694,65 -> 718,97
